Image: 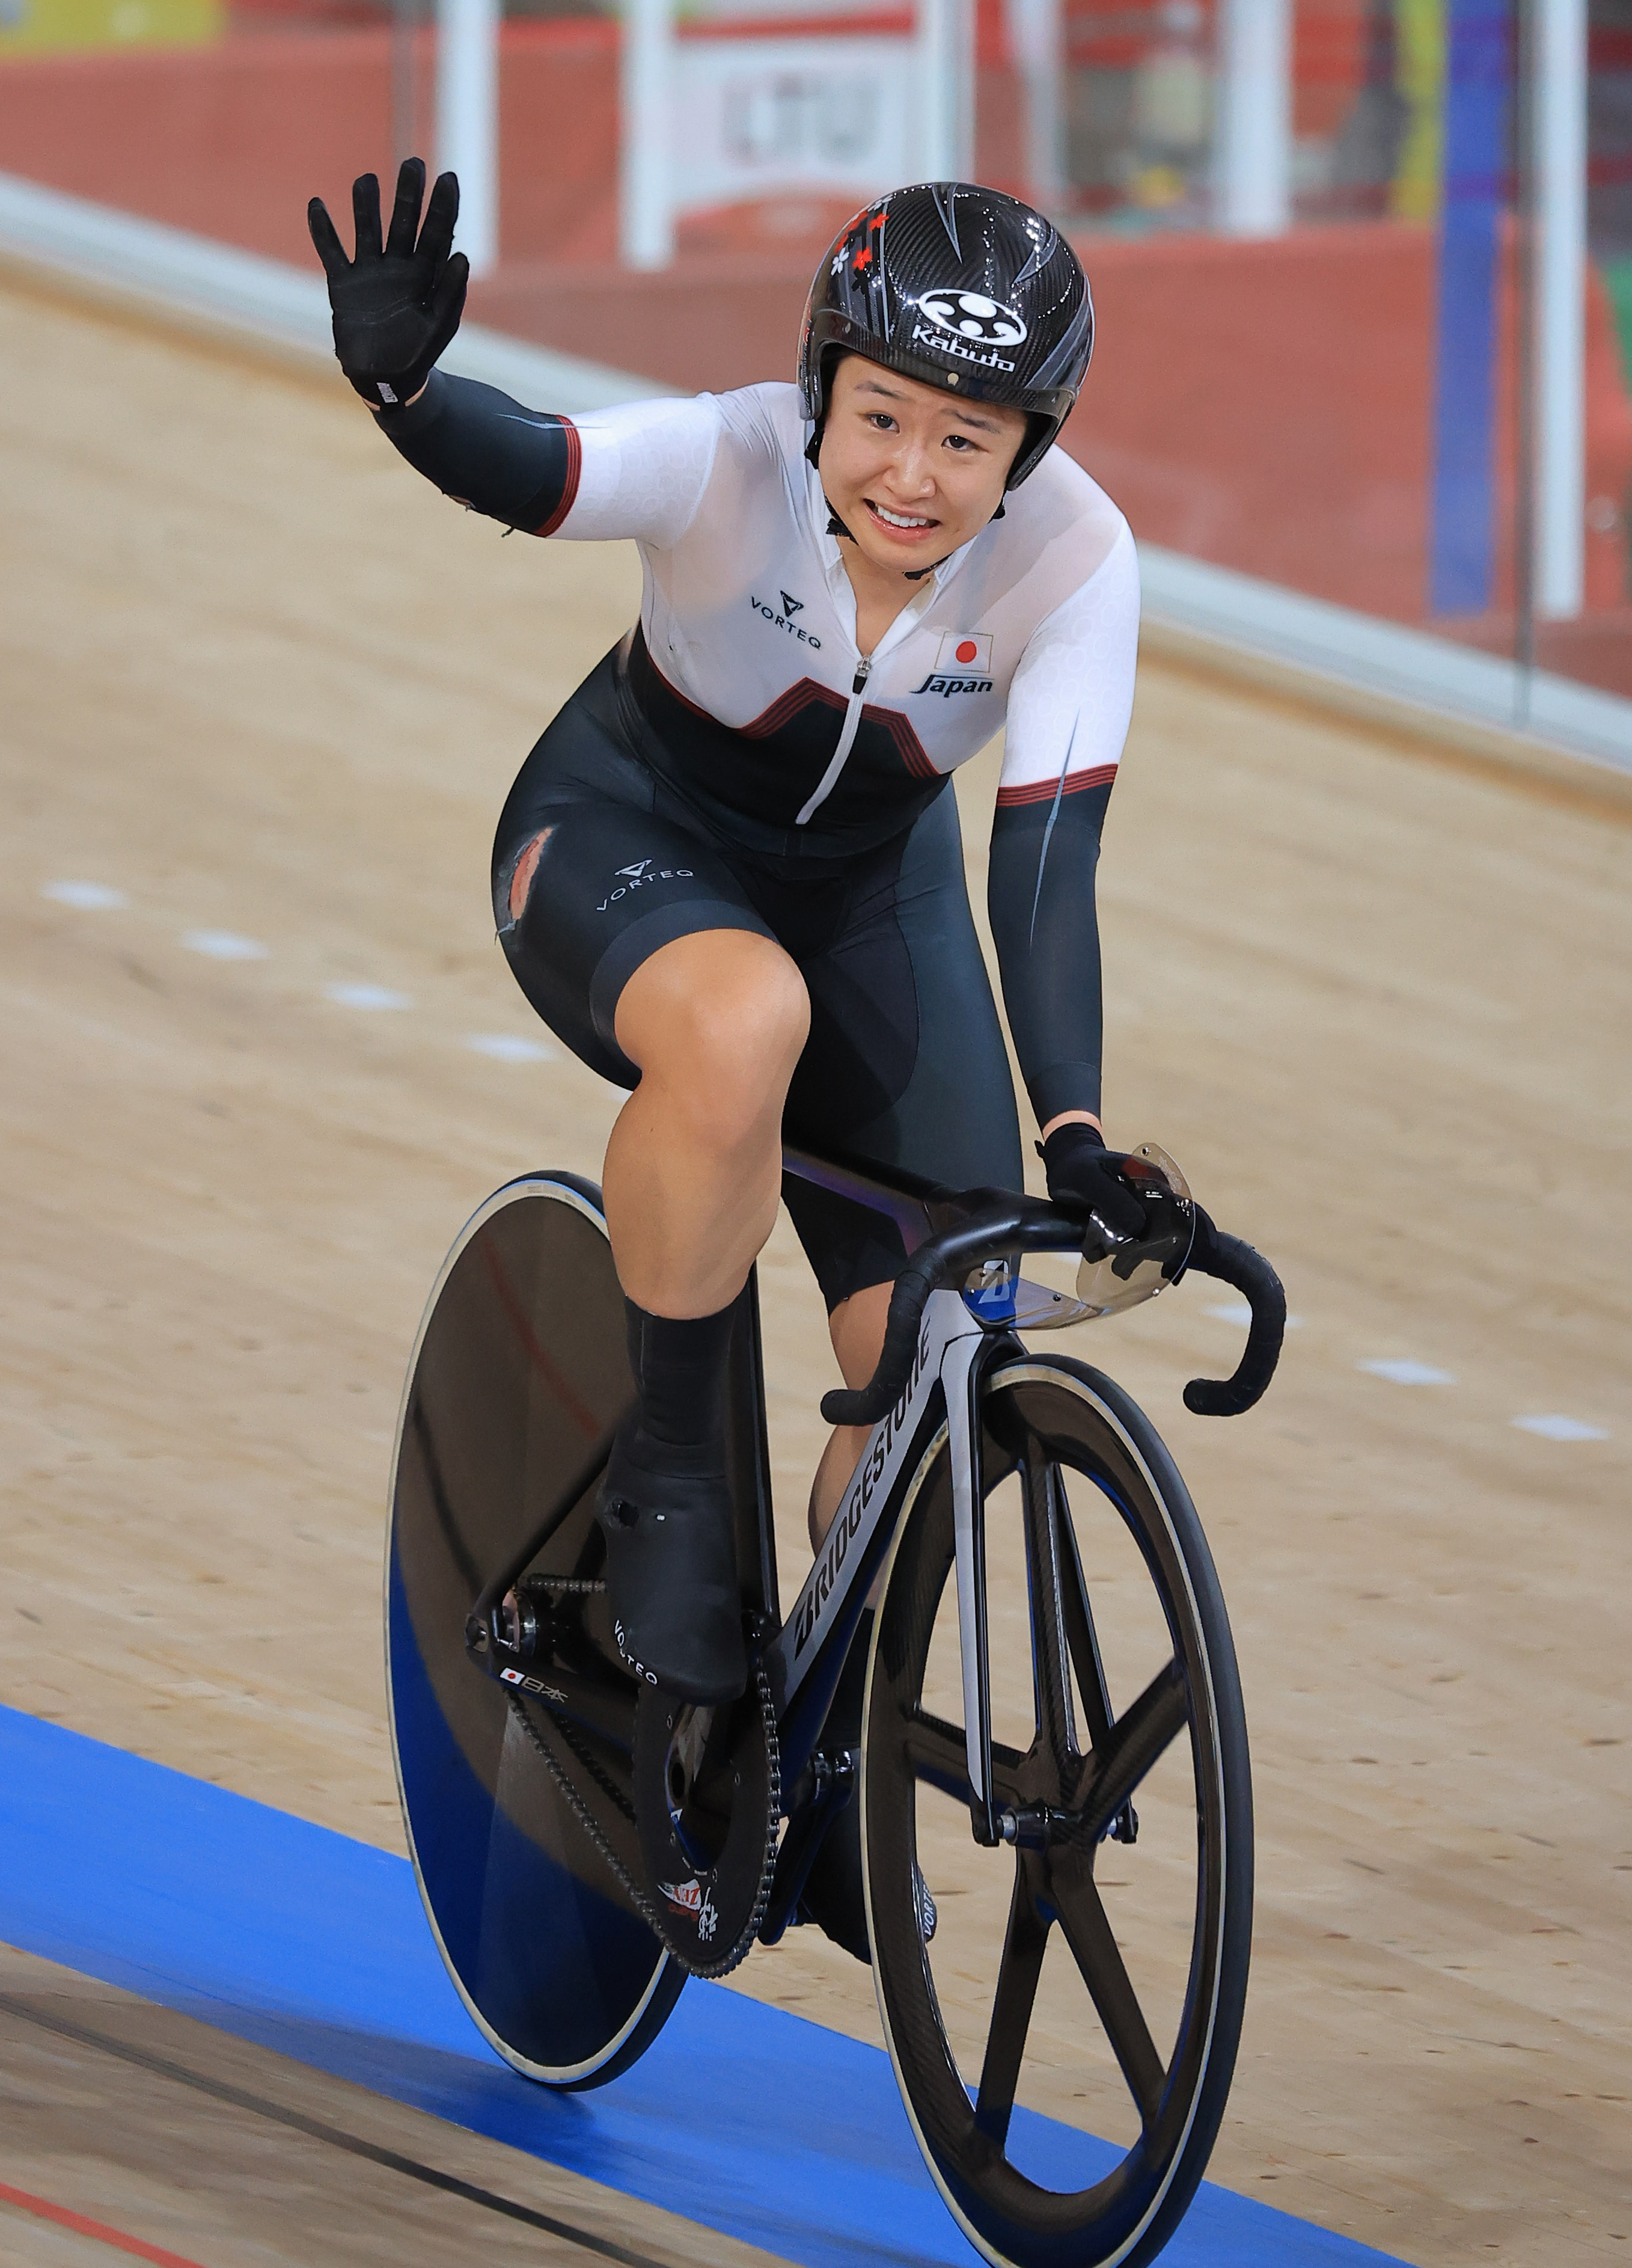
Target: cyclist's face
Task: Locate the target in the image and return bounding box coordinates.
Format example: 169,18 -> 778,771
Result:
820,357 -> 1027,575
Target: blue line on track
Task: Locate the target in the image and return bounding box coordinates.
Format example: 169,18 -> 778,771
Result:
0,1706 -> 1408,2268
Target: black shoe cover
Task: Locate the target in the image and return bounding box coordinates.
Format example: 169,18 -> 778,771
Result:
598,1423 -> 747,1706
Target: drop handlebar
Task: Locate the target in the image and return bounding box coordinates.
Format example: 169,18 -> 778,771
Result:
819,1191 -> 1285,1430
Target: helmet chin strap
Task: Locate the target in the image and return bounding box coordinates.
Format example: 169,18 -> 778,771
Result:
822,492 -> 1002,583
825,501 -> 939,580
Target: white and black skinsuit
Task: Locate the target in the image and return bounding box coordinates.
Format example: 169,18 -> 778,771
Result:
378,369 -> 1140,1307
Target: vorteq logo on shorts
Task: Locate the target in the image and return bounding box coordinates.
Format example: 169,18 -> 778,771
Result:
912,630 -> 994,697
596,857 -> 694,913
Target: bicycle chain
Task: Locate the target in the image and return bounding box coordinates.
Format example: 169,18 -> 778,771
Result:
695,1660 -> 780,1979
506,1658 -> 780,1981
542,1696 -> 637,1825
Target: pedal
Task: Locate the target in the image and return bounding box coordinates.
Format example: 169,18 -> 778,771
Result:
465,1573 -> 608,1672
497,1587 -> 542,1659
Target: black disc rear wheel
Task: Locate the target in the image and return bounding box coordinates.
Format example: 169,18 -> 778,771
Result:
386,1175 -> 684,2087
864,1355 -> 1253,2268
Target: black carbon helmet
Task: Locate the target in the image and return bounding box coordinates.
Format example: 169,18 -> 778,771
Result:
798,182 -> 1093,491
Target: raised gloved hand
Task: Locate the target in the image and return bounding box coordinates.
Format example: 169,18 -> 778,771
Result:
1039,1121 -> 1149,1245
307,158 -> 468,409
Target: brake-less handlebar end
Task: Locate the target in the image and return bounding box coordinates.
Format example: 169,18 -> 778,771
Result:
821,1252 -> 939,1428
1180,1213 -> 1286,1417
818,1196 -> 1075,1427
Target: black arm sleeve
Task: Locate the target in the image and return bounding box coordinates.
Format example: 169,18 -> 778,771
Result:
986,779 -> 1111,1128
376,369 -> 579,534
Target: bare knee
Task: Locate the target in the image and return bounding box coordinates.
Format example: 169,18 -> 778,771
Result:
507,827 -> 554,924
671,978 -> 808,1146
618,935 -> 809,1147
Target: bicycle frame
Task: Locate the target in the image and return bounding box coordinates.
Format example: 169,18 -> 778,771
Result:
462,1138 -> 1273,1873
456,1153 -> 1018,1866
768,1148 -> 1015,1844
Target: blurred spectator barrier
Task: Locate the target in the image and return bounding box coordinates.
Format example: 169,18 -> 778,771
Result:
0,163 -> 659,397
622,0 -> 974,269
0,0 -> 1628,706
5,164 -> 1627,773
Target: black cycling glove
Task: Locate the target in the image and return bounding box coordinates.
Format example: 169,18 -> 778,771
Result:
308,158 -> 469,409
1039,1122 -> 1148,1244
1176,1202 -> 1223,1282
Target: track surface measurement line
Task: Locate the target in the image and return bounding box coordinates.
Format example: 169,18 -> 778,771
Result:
0,2177 -> 212,2267
0,1993 -> 691,2268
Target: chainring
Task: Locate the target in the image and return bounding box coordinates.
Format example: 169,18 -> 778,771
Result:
632,1667 -> 779,1978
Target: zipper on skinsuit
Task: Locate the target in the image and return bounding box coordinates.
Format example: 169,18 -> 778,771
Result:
795,655 -> 872,827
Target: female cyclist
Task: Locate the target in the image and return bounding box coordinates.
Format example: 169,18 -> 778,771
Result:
308,167 -> 1147,1952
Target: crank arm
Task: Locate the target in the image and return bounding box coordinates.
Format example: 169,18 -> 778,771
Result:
757,1749 -> 857,1948
466,1618 -> 637,1758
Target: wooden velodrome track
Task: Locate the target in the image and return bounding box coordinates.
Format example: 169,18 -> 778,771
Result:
1,270 -> 1628,2267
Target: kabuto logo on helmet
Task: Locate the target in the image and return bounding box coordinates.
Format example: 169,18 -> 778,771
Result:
917,290 -> 1027,349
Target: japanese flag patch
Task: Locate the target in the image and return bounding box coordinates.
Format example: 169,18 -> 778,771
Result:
934,630 -> 993,674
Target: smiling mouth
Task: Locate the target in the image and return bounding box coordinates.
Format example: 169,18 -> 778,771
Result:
865,498 -> 940,536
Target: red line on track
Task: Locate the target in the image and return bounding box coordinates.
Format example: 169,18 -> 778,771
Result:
0,2179 -> 210,2268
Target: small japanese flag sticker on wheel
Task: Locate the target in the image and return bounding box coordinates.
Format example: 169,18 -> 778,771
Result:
935,631 -> 992,673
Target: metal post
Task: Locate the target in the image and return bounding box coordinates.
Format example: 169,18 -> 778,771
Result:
954,0 -> 976,179
392,0 -> 419,174
1534,0 -> 1586,621
1215,0 -> 1292,236
1006,0 -> 1065,212
918,0 -> 974,182
620,0 -> 673,271
436,0 -> 499,275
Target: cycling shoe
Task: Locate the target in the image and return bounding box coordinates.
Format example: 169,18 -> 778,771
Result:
598,1423 -> 747,1706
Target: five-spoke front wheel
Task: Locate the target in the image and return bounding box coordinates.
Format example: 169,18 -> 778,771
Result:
863,1356 -> 1253,2268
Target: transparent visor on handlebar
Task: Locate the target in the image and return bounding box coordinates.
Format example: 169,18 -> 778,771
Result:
960,1143 -> 1195,1330
1075,1143 -> 1193,1317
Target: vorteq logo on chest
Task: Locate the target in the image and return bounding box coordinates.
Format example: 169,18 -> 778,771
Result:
912,630 -> 994,697
750,592 -> 822,649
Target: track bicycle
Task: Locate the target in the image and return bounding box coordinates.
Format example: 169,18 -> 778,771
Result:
385,1142 -> 1285,2268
